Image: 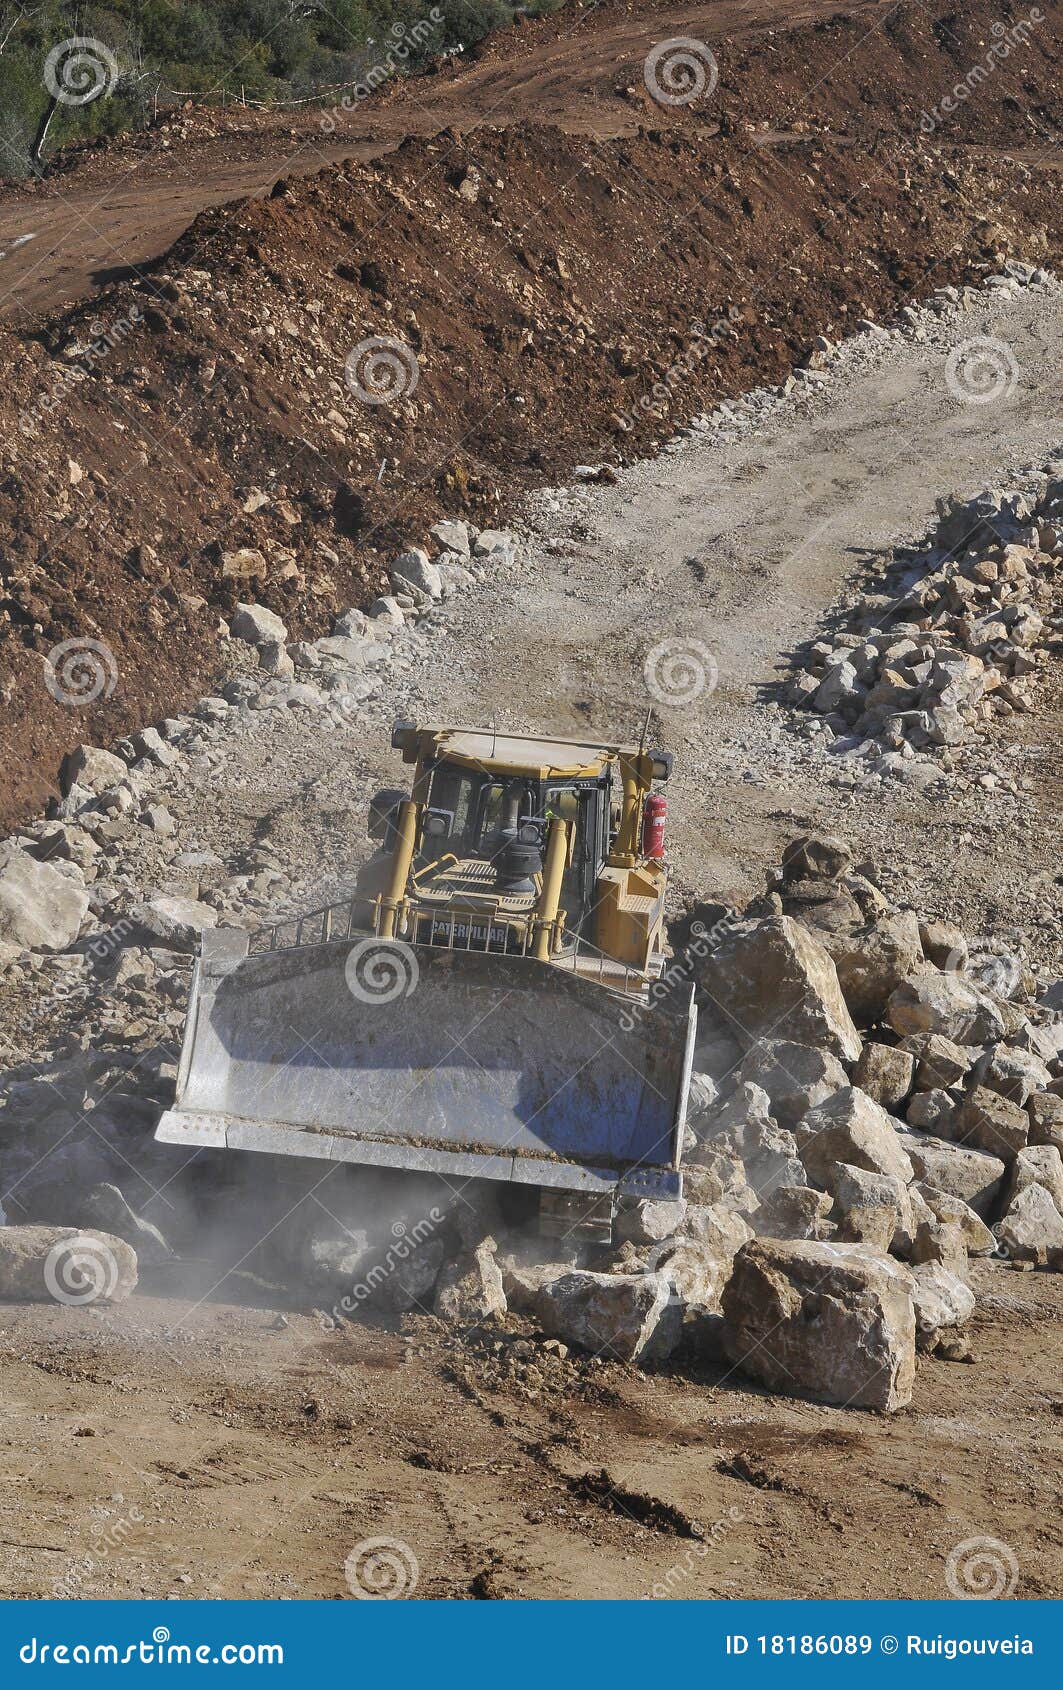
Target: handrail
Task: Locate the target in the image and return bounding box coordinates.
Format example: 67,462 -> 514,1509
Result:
249,891 -> 650,997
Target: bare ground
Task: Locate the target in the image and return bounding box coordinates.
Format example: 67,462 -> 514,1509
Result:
0,281 -> 1061,1601
0,1263 -> 1059,1601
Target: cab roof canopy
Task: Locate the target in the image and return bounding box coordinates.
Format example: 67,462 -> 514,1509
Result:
394,721 -> 642,781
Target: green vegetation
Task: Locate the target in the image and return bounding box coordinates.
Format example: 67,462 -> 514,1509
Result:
0,0 -> 562,180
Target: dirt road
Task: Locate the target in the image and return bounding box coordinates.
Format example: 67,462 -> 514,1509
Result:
0,0 -> 893,323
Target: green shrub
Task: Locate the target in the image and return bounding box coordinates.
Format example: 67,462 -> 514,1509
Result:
0,0 -> 557,178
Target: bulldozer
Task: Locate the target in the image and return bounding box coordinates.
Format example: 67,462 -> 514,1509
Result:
155,721 -> 697,1238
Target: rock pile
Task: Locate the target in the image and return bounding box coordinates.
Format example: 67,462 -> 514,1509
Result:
0,513 -> 517,1050
447,830 -> 1059,1411
1,809 -> 1060,1417
785,463 -> 1063,786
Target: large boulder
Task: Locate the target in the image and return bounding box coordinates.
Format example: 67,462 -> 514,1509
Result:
797,1087 -> 914,1191
0,1225 -> 137,1303
684,1202 -> 755,1260
887,974 -> 1006,1046
822,913 -> 926,1027
132,895 -> 218,951
917,1186 -> 996,1255
433,1238 -> 507,1323
754,1184 -> 834,1241
0,845 -> 89,952
994,1186 -> 1063,1264
904,1032 -> 974,1092
67,1183 -> 172,1266
780,835 -> 853,883
391,548 -> 443,601
833,1163 -> 913,1252
615,1198 -> 686,1246
971,1044 -> 1053,1108
1005,1145 -> 1063,1215
502,1258 -> 568,1314
907,1263 -> 976,1351
735,1040 -> 848,1130
722,1239 -> 916,1412
898,1131 -> 1005,1219
683,1150 -> 758,1215
653,1204 -> 753,1314
534,1269 -> 679,1363
704,1086 -> 805,1199
231,602 -> 288,646
60,743 -> 128,795
853,1043 -> 915,1111
954,1086 -> 1029,1160
1029,1092 -> 1063,1156
695,917 -> 862,1062
429,519 -> 471,556
653,1241 -> 731,1315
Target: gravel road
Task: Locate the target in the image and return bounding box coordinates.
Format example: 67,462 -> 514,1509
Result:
176,282 -> 1063,964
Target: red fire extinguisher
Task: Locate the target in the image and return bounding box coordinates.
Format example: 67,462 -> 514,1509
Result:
642,792 -> 667,860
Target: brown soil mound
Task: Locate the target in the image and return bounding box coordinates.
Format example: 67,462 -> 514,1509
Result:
0,0 -> 1060,832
